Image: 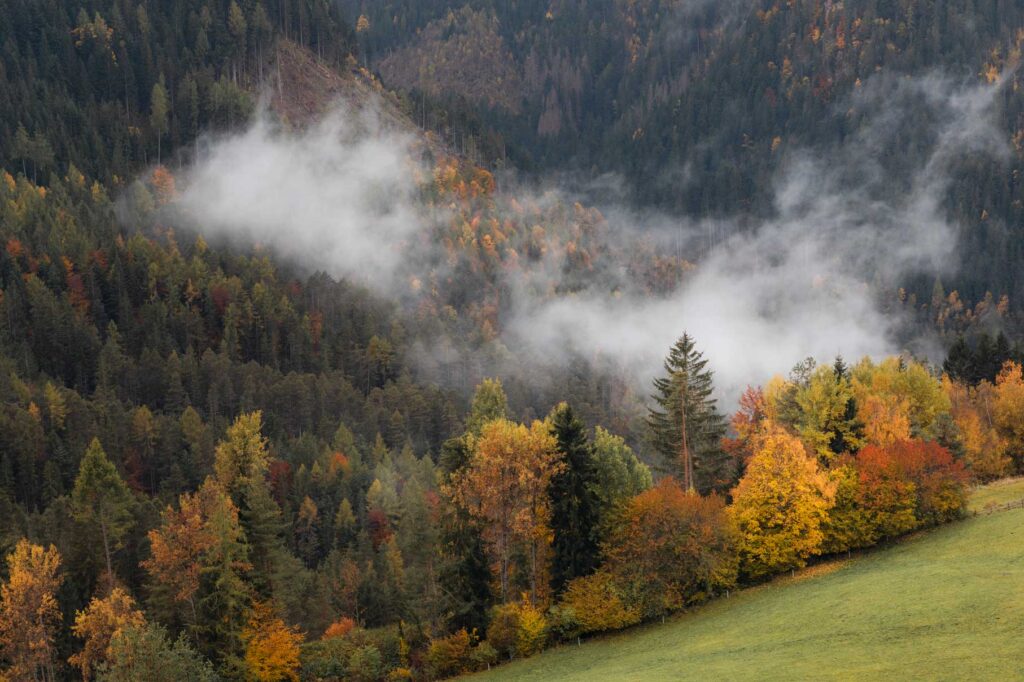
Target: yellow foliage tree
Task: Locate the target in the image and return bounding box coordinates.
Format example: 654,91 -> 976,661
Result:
559,570 -> 640,635
214,411 -> 270,497
730,425 -> 835,579
447,418 -> 562,605
242,602 -> 303,682
69,588 -> 146,680
993,361 -> 1024,469
852,357 -> 949,443
0,540 -> 63,682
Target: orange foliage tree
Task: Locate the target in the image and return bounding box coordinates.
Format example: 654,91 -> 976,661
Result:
602,477 -> 737,619
69,588 -> 146,680
943,376 -> 1011,480
0,540 -> 64,682
856,440 -> 967,537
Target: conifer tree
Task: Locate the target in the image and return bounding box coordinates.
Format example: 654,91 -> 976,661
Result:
71,439 -> 135,591
647,334 -> 729,493
943,336 -> 973,383
547,403 -> 600,595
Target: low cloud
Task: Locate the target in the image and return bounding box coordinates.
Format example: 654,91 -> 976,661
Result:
173,72 -> 1011,404
177,104 -> 424,287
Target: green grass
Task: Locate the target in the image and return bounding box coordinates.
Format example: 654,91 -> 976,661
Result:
475,479 -> 1024,681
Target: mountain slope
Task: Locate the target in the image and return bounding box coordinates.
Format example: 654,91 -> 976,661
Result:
476,478 -> 1024,681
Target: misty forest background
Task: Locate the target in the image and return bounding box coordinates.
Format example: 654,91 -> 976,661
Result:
3,0 -> 1024,680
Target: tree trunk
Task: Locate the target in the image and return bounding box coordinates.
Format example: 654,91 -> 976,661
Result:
100,519 -> 114,591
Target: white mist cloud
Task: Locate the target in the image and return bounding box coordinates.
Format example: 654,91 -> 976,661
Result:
178,104 -> 423,286
173,72 -> 1010,405
506,73 -> 1011,400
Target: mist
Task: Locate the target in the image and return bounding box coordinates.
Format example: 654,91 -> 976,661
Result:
173,71 -> 1011,405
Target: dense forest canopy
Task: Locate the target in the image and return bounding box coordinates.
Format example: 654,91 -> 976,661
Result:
343,0 -> 1024,304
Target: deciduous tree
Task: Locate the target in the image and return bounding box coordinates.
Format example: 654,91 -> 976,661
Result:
730,426 -> 834,580
0,540 -> 63,682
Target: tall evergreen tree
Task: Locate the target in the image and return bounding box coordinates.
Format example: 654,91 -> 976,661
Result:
71,438 -> 135,591
647,334 -> 729,494
547,403 -> 599,595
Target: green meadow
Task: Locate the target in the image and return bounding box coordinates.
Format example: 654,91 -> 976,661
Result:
476,479 -> 1024,681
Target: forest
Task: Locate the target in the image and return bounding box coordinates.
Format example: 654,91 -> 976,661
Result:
3,0 -> 1024,680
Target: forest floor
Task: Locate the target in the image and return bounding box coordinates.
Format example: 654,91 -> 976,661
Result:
474,478 -> 1024,681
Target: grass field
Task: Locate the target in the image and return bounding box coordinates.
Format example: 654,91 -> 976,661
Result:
475,479 -> 1024,681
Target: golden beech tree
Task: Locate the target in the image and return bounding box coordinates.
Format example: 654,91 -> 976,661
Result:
993,361 -> 1024,468
242,601 -> 303,682
858,393 -> 912,447
447,418 -> 562,605
730,425 -> 835,580
69,588 -> 146,680
0,540 -> 64,682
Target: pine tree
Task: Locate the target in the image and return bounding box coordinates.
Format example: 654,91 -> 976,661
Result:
647,334 -> 729,493
71,439 -> 135,591
547,403 -> 599,595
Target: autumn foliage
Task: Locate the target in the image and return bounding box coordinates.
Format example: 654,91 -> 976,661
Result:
603,478 -> 737,616
242,602 -> 304,682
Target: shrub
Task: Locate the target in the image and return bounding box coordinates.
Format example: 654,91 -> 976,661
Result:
469,641 -> 498,670
513,601 -> 547,657
425,629 -> 474,678
347,645 -> 383,682
559,571 -> 641,635
485,605 -> 519,660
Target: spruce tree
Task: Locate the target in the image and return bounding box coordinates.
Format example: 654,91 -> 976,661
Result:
547,403 -> 599,595
943,336 -> 973,383
647,333 -> 729,494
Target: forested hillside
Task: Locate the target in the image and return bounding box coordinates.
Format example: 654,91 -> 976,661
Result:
345,0 -> 1024,304
3,0 -> 1024,680
0,0 -> 353,181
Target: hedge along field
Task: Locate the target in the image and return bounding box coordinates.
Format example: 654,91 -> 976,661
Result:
473,479 -> 1024,681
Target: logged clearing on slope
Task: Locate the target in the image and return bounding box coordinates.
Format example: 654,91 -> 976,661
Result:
475,479 -> 1024,681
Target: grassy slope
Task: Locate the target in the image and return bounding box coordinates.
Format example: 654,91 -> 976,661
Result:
476,479 -> 1024,681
